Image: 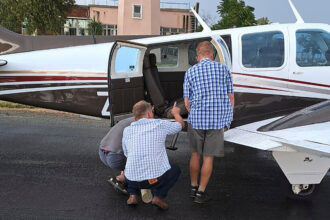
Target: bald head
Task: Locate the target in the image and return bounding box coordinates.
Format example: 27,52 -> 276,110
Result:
196,41 -> 214,61
132,100 -> 153,120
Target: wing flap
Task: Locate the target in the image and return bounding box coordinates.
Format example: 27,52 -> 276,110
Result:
224,128 -> 282,150
225,122 -> 330,157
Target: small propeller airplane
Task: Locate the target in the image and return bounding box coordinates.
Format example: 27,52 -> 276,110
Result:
0,0 -> 329,199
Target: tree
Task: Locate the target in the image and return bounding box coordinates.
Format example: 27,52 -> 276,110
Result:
256,17 -> 269,25
87,18 -> 103,36
0,0 -> 75,35
212,0 -> 256,30
0,0 -> 26,33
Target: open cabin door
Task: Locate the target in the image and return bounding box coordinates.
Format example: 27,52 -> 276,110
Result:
108,41 -> 147,126
211,35 -> 232,69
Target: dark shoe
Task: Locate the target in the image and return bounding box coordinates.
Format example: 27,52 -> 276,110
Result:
190,185 -> 198,198
127,195 -> 138,206
152,197 -> 169,210
194,191 -> 211,204
108,177 -> 128,195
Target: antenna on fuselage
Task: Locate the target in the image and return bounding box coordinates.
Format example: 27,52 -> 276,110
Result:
288,0 -> 304,23
190,7 -> 211,33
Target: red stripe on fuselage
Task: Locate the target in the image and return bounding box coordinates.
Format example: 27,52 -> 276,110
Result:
0,76 -> 107,83
234,84 -> 288,92
232,72 -> 330,88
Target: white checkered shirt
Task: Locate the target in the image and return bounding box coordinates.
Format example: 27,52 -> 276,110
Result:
122,118 -> 182,181
183,58 -> 234,130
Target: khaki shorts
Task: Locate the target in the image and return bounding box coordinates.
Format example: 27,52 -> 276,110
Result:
188,123 -> 224,157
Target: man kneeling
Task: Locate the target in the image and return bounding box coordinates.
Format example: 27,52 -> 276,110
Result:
122,101 -> 184,210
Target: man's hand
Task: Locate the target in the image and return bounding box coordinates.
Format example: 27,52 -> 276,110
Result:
171,102 -> 184,129
184,97 -> 190,112
171,102 -> 181,116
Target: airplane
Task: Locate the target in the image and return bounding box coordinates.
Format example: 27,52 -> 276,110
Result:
0,0 -> 329,199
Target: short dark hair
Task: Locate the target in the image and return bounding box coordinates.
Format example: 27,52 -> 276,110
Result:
132,100 -> 152,120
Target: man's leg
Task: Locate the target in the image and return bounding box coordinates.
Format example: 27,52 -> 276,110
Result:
198,156 -> 214,192
152,164 -> 181,199
190,152 -> 201,187
125,179 -> 140,206
151,164 -> 181,210
99,149 -> 128,194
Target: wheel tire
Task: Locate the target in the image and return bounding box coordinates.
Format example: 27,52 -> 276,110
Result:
286,184 -> 317,200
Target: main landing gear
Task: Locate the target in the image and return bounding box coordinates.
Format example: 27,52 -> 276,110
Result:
288,184 -> 317,200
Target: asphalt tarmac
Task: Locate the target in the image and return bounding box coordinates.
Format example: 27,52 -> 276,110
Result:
0,109 -> 329,220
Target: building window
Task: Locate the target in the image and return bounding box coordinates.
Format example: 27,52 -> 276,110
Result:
132,5 -> 142,19
103,24 -> 117,36
160,27 -> 184,36
79,28 -> 85,36
93,10 -> 100,21
69,28 -> 77,36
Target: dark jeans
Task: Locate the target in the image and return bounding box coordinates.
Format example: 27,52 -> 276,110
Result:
98,148 -> 126,171
125,164 -> 181,199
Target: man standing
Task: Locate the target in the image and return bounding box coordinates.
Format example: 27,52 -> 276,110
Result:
99,117 -> 134,194
183,41 -> 234,203
123,101 -> 184,210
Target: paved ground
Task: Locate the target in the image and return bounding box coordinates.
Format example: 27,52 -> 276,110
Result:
0,108 -> 329,220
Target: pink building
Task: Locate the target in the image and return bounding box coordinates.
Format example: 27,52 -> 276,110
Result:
88,0 -> 198,36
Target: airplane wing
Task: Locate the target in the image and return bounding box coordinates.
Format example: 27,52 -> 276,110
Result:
225,118 -> 330,157
225,100 -> 330,186
225,100 -> 330,156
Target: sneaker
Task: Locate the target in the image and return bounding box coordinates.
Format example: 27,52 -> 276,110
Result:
194,191 -> 211,203
190,185 -> 198,198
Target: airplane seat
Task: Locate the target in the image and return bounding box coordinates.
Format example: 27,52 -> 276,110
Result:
143,53 -> 188,118
143,54 -> 166,114
149,53 -> 165,97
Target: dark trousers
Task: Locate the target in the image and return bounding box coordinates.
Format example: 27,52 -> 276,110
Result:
125,164 -> 181,199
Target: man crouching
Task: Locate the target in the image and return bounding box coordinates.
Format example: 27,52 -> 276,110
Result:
122,100 -> 184,210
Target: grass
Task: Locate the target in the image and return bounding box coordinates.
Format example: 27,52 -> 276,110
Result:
0,101 -> 35,109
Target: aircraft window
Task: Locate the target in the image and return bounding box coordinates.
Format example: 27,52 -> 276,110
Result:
221,35 -> 232,60
150,46 -> 178,67
114,46 -> 139,73
242,31 -> 284,68
296,29 -> 330,67
188,41 -> 218,66
217,38 -> 232,70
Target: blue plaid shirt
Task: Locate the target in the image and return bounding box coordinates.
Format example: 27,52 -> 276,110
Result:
122,118 -> 182,181
183,58 -> 234,130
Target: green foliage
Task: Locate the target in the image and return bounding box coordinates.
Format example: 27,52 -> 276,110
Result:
88,18 -> 103,36
256,17 -> 269,25
212,0 -> 256,30
0,0 -> 75,35
0,0 -> 26,33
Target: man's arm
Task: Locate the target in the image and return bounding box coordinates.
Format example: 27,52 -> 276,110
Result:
225,66 -> 235,108
228,93 -> 235,108
184,97 -> 190,112
183,71 -> 191,112
122,130 -> 128,157
171,102 -> 185,129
